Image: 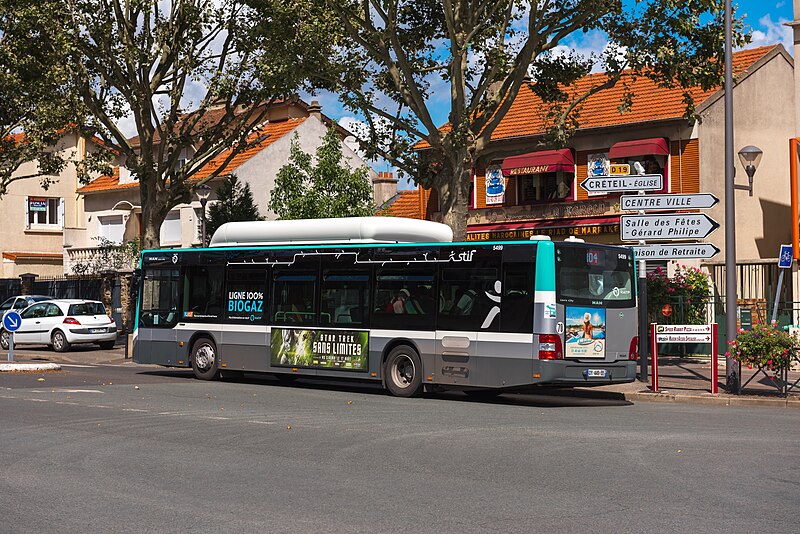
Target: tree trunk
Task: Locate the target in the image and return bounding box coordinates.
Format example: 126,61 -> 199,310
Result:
436,157 -> 472,242
139,176 -> 171,250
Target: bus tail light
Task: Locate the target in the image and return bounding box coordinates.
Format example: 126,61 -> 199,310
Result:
629,336 -> 639,361
538,334 -> 563,360
63,317 -> 81,325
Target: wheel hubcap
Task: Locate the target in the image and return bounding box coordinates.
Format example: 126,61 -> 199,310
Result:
392,355 -> 415,388
195,345 -> 215,371
1,331 -> 8,348
54,334 -> 63,349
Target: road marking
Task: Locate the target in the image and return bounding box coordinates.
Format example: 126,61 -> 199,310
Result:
122,408 -> 148,412
58,389 -> 104,393
247,420 -> 277,425
204,416 -> 230,420
59,364 -> 97,368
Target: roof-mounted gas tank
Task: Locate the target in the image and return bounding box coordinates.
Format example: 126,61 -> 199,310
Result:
208,217 -> 453,247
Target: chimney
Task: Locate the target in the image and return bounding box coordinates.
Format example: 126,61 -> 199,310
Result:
308,99 -> 322,120
373,171 -> 399,207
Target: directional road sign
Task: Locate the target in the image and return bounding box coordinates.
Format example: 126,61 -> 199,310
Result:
656,333 -> 712,343
632,243 -> 720,260
620,193 -> 719,212
2,310 -> 21,332
620,213 -> 719,241
580,174 -> 663,193
656,324 -> 712,334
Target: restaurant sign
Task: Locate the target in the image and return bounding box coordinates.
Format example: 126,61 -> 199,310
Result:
467,223 -> 620,241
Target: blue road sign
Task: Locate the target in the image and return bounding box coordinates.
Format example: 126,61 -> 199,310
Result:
2,310 -> 21,332
779,244 -> 793,269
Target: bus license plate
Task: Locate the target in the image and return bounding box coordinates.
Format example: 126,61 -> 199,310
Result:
584,369 -> 607,378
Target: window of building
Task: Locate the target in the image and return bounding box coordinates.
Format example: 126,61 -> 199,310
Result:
160,210 -> 181,245
518,171 -> 573,203
98,215 -> 125,243
612,155 -> 667,193
26,197 -> 63,228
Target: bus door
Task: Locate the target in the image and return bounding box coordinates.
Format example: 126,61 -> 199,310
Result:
436,251 -> 502,386
137,267 -> 181,365
221,263 -> 269,372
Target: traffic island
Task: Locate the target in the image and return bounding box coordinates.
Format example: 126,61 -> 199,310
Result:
0,362 -> 62,373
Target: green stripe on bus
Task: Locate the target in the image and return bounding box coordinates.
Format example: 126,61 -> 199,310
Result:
534,241 -> 556,291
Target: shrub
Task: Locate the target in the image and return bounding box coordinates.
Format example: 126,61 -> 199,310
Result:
727,321 -> 796,372
646,264 -> 711,324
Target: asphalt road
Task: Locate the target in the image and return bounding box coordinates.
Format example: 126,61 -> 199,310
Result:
1,363 -> 798,533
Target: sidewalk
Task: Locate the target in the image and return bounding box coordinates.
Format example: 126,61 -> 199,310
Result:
580,356 -> 800,408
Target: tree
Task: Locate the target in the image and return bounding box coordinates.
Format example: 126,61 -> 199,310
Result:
293,0 -> 747,239
63,0 -> 334,248
206,175 -> 264,238
0,1 -> 111,197
269,127 -> 375,219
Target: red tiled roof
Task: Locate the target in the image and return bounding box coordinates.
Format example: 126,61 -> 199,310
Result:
2,252 -> 63,261
78,118 -> 306,194
417,45 -> 778,148
379,189 -> 429,219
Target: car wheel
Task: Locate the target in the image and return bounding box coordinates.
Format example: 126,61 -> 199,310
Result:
384,345 -> 423,398
97,341 -> 115,350
52,330 -> 71,353
0,329 -> 9,351
190,337 -> 219,380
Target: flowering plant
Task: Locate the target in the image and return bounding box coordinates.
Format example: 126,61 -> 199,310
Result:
727,321 -> 796,372
647,264 -> 711,324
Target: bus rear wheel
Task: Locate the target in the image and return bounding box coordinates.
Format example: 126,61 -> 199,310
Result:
191,338 -> 219,380
384,345 -> 422,398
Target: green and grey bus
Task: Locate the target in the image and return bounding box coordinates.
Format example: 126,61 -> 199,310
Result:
133,217 -> 638,397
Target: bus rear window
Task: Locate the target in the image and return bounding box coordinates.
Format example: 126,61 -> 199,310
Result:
556,245 -> 634,307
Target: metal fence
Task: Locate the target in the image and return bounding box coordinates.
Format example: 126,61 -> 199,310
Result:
0,279 -> 22,302
30,276 -> 103,301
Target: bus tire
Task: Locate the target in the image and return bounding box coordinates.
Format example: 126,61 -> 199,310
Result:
384,345 -> 423,398
190,337 -> 219,381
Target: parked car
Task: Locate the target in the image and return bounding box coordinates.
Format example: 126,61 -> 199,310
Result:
0,295 -> 53,313
0,299 -> 117,352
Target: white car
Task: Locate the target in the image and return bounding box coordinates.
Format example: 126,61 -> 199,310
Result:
1,299 -> 117,352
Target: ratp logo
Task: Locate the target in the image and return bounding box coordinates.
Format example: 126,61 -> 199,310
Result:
171,254 -> 178,264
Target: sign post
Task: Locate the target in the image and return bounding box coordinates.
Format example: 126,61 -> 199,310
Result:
772,244 -> 794,323
2,310 -> 22,362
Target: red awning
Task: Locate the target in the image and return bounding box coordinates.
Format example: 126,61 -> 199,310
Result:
502,149 -> 575,176
608,138 -> 669,159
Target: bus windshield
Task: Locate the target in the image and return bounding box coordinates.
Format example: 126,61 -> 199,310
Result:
555,244 -> 635,307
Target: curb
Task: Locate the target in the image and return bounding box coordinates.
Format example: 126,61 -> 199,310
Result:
622,390 -> 799,408
0,362 -> 62,373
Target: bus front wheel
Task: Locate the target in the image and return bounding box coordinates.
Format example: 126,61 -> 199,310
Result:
191,338 -> 219,381
384,345 -> 422,398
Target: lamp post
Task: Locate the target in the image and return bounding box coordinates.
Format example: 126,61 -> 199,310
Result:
737,145 -> 763,196
724,0 -> 737,392
195,184 -> 211,247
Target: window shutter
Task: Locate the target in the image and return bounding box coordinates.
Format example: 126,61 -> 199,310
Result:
59,198 -> 65,229
24,196 -> 30,229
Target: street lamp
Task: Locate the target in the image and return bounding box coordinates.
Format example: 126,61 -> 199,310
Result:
736,145 -> 763,196
195,184 -> 212,246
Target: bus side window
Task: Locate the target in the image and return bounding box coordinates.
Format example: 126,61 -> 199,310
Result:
320,272 -> 370,327
438,265 -> 500,332
272,271 -> 318,326
225,266 -> 268,324
500,263 -> 535,333
139,268 -> 180,328
181,265 -> 224,323
372,269 -> 436,331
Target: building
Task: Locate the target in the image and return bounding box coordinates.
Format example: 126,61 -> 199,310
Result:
65,100 -> 384,273
0,132 -> 118,277
411,46 -> 793,274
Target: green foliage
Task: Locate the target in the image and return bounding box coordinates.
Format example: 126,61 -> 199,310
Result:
728,321 -> 796,372
62,0 -> 335,247
269,127 -> 375,220
72,237 -> 141,275
206,175 -> 264,239
281,0 -> 749,238
647,265 -> 711,324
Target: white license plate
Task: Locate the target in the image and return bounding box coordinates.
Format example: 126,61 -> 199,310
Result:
585,369 -> 607,378
90,328 -> 105,334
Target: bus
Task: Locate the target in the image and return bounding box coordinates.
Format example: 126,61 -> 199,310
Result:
133,217 -> 638,397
